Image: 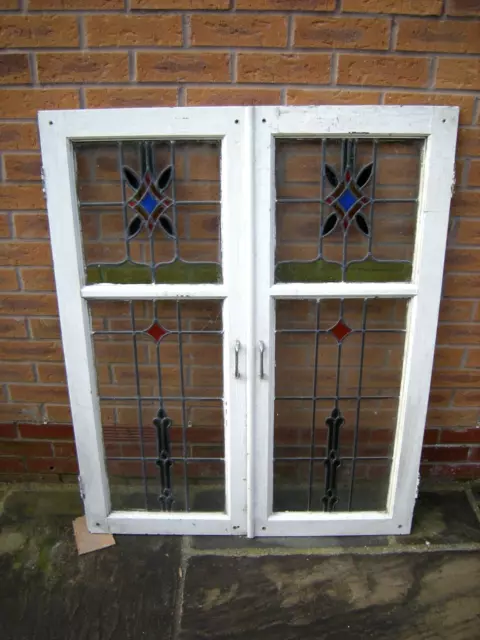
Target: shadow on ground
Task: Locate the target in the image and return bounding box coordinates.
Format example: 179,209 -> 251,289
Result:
0,484 -> 479,640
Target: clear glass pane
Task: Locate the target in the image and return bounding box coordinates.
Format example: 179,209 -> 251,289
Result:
75,140 -> 221,284
275,138 -> 422,283
273,298 -> 407,513
90,299 -> 225,513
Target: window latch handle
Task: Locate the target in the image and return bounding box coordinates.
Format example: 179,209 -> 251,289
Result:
234,340 -> 241,379
259,341 -> 265,379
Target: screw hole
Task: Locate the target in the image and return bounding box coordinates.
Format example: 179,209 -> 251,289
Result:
49,465 -> 55,471
233,525 -> 239,530
261,526 -> 266,531
49,121 -> 53,125
234,119 -> 239,124
95,522 -> 100,527
442,119 -> 446,123
262,118 -> 266,123
398,525 -> 403,529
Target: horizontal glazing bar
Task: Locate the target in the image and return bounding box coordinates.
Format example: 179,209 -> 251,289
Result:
274,456 -> 390,462
92,329 -> 223,336
271,283 -> 417,299
276,328 -> 405,334
276,198 -> 418,204
107,456 -> 224,463
82,284 -> 227,299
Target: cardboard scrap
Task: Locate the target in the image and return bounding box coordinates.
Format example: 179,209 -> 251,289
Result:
73,516 -> 116,555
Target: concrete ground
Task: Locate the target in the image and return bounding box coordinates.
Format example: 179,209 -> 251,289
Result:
0,483 -> 479,640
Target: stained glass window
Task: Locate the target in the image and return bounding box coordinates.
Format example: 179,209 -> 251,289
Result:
90,299 -> 224,513
275,138 -> 422,283
273,298 -> 407,512
75,140 -> 221,285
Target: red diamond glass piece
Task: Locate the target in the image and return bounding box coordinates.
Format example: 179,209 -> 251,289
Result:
330,319 -> 352,342
146,321 -> 168,343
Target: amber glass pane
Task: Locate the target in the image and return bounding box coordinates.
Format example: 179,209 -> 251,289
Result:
275,138 -> 422,283
273,298 -> 407,513
89,299 -> 224,513
75,140 -> 221,284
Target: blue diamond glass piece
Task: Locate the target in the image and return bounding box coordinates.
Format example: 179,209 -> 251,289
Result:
336,188 -> 358,213
139,190 -> 158,215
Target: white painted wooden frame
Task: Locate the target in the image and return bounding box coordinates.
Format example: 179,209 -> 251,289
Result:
39,107 -> 251,535
253,106 -> 458,537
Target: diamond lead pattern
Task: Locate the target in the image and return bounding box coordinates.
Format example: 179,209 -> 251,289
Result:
146,321 -> 168,343
330,319 -> 352,343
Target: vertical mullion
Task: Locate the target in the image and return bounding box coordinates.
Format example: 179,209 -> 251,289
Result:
118,141 -> 131,262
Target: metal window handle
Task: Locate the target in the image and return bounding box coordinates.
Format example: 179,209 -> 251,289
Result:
234,340 -> 240,378
259,341 -> 265,379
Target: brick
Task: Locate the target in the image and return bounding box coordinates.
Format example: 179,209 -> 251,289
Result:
431,370 -> 480,387
426,408 -> 478,428
0,459 -> 25,474
191,15 -> 287,48
0,363 -> 34,382
137,53 -> 230,83
338,54 -> 429,88
0,318 -> 26,338
0,185 -> 45,211
0,0 -> 19,8
0,441 -> 52,457
439,300 -> 474,322
0,424 -> 17,438
131,0 -> 229,7
294,17 -> 389,50
432,347 -> 464,368
4,155 -> 41,182
236,0 -> 335,8
0,124 -> 38,152
37,363 -> 66,384
446,0 -> 480,15
0,89 -> 79,118
25,457 -> 78,474
0,16 -> 78,48
451,191 -> 480,217
20,268 -> 55,292
18,424 -> 73,439
85,88 -> 178,109
29,0 -> 123,7
437,323 -> 480,344
456,220 -> 480,243
186,87 -> 282,106
457,128 -> 480,156
422,446 -> 469,462
0,55 -> 30,85
0,339 -> 62,361
10,384 -> 68,403
467,160 -> 480,187
37,53 -> 129,84
53,443 -> 76,458
287,88 -> 381,105
44,405 -> 71,423
86,15 -> 182,48
441,427 -> 480,444
443,274 -> 480,297
453,390 -> 480,406
29,318 -> 60,339
13,213 -> 49,239
437,58 -> 480,91
384,92 -> 474,126
0,294 -> 58,316
342,0 -> 442,14
445,249 -> 480,272
238,53 -> 331,84
0,214 -> 10,238
0,243 -> 51,267
466,348 -> 480,367
0,269 -> 18,291
0,404 -> 41,423
397,19 -> 480,54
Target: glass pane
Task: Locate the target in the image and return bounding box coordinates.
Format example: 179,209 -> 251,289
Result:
75,140 -> 221,284
273,298 -> 407,513
275,138 -> 422,283
90,299 -> 225,513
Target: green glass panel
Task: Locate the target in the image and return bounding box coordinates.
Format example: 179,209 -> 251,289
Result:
275,257 -> 412,283
87,261 -> 221,285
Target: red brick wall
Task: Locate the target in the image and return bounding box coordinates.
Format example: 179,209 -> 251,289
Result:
0,0 -> 479,482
